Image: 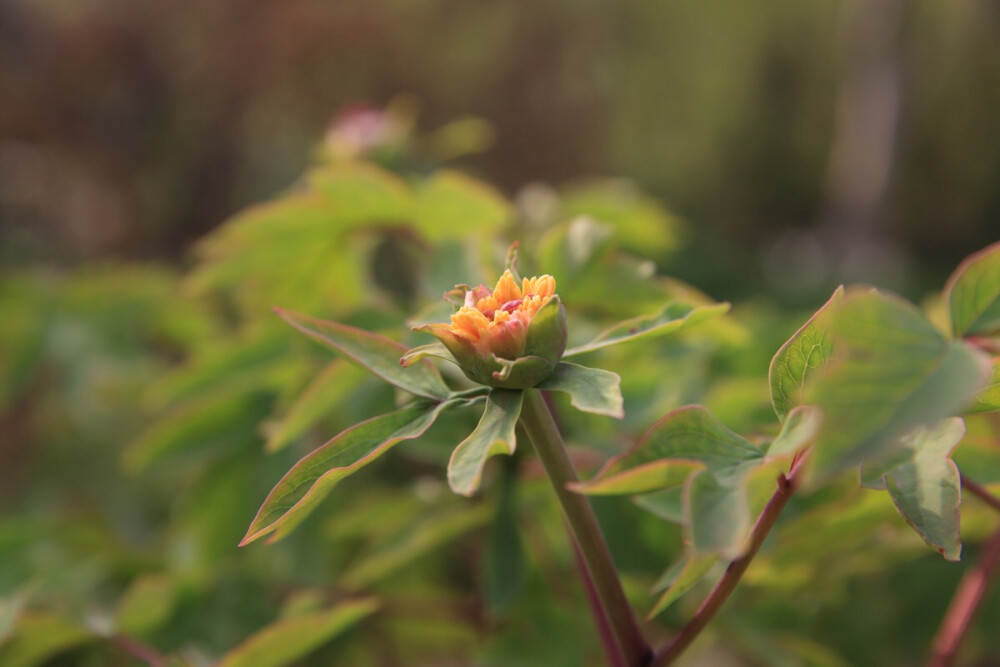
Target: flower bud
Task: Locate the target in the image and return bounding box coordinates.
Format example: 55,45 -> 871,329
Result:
414,270 -> 567,388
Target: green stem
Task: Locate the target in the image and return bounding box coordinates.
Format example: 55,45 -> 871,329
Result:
519,389 -> 651,667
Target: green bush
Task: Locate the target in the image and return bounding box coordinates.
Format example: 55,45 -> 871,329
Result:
1,125 -> 998,666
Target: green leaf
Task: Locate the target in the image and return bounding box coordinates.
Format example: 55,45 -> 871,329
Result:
415,170 -> 510,240
276,308 -> 450,400
862,418 -> 965,561
967,356 -> 1000,414
560,179 -> 682,256
0,614 -> 93,667
768,286 -> 843,421
400,342 -> 458,368
945,241 -> 1000,337
242,399 -> 466,545
572,405 -> 763,495
807,289 -> 991,480
144,331 -> 293,410
265,360 -> 368,453
114,573 -> 178,636
186,192 -> 367,314
766,405 -> 822,459
647,555 -> 718,620
687,470 -> 750,558
219,598 -> 379,667
342,504 -> 491,588
124,392 -> 266,473
307,162 -> 414,224
537,362 -> 624,418
0,583 -> 35,645
448,389 -> 524,496
563,302 -> 730,358
633,487 -> 686,524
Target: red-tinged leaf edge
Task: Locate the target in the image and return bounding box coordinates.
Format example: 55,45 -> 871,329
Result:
240,398 -> 471,546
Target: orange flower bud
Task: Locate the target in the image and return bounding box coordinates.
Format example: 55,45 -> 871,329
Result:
414,270 -> 567,388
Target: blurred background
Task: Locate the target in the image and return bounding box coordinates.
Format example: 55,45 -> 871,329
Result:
2,0 -> 998,300
2,1 -> 1000,665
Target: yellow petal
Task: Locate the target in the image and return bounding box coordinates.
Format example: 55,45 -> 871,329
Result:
493,270 -> 522,304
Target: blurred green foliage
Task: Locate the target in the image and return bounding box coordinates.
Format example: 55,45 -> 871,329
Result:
2,0 -> 999,304
2,108 -> 998,666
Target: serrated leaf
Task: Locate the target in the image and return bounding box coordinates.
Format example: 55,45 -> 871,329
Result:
686,470 -> 750,558
415,171 -> 510,240
242,399 -> 465,545
647,555 -> 718,620
276,308 -> 450,400
769,286 -> 844,421
448,389 -> 523,496
342,504 -> 491,588
563,302 -> 729,358
807,290 -> 991,480
862,418 -> 965,560
536,361 -> 624,418
945,241 -> 1000,337
766,405 -> 822,459
219,598 -> 378,667
265,360 -> 368,453
573,405 -> 763,495
114,573 -> 178,636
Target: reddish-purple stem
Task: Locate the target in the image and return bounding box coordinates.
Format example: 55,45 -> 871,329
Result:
652,453 -> 806,666
572,535 -> 627,667
962,476 -> 1000,515
928,526 -> 1000,667
111,634 -> 167,666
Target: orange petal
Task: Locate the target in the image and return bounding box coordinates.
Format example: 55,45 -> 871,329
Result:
450,306 -> 490,342
492,270 -> 522,304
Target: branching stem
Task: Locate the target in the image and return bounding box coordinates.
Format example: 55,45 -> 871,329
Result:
652,452 -> 807,666
519,389 -> 651,667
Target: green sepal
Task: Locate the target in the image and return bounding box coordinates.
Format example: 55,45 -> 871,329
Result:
523,295 -> 568,363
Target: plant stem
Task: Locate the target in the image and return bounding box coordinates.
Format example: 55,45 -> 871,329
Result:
652,454 -> 806,666
572,536 -> 626,667
519,389 -> 651,667
961,476 -> 1000,515
928,525 -> 1000,667
111,634 -> 167,667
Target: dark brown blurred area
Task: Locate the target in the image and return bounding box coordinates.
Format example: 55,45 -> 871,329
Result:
1,0 -> 998,297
